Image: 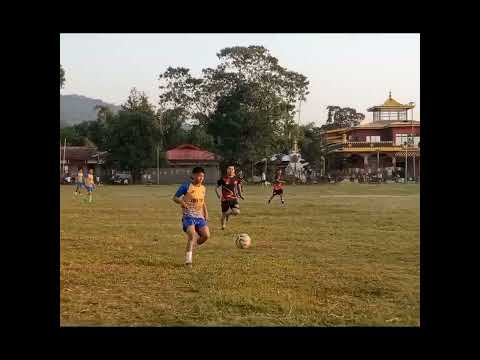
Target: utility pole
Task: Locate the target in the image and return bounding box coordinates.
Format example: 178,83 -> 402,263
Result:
409,102 -> 415,181
156,145 -> 160,185
411,103 -> 416,180
63,138 -> 67,176
60,139 -> 62,178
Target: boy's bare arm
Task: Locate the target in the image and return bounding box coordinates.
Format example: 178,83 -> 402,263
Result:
203,202 -> 209,220
215,186 -> 222,200
172,195 -> 187,208
237,183 -> 244,199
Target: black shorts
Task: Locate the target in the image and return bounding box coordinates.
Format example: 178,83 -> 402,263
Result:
221,199 -> 239,213
273,189 -> 283,195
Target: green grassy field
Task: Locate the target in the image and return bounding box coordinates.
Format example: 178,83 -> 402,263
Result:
60,182 -> 420,326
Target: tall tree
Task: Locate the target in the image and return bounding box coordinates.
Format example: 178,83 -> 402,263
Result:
298,123 -> 326,169
60,126 -> 85,146
187,124 -> 215,151
158,45 -> 309,166
121,87 -> 155,115
60,64 -> 65,89
106,111 -> 160,183
321,106 -> 365,130
94,105 -> 114,122
157,108 -> 188,150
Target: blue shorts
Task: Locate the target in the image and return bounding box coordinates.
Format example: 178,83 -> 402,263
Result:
75,182 -> 84,188
182,216 -> 207,233
86,185 -> 94,193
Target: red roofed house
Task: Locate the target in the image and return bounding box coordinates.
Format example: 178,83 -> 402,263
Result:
60,146 -> 108,182
146,144 -> 221,184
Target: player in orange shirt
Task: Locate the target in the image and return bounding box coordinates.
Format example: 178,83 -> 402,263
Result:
84,168 -> 96,203
268,168 -> 285,206
172,167 -> 210,266
74,166 -> 84,196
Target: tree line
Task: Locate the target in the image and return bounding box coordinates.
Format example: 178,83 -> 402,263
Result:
60,46 -> 364,181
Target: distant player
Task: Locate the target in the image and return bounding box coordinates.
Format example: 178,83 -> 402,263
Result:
84,168 -> 96,203
74,166 -> 84,196
172,167 -> 210,267
237,169 -> 246,193
216,165 -> 244,230
268,168 -> 286,205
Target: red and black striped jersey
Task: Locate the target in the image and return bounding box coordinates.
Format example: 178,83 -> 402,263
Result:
273,175 -> 284,190
217,176 -> 241,200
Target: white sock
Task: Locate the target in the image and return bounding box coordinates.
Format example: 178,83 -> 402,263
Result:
185,251 -> 193,264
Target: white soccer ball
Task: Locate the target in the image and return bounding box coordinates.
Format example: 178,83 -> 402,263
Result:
235,233 -> 252,249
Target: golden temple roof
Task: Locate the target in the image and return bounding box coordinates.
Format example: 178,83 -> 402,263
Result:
367,92 -> 415,111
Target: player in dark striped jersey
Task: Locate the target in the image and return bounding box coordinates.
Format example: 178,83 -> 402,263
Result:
216,165 -> 244,230
268,168 -> 286,206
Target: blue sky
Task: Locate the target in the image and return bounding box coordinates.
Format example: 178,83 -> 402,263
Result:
60,33 -> 420,125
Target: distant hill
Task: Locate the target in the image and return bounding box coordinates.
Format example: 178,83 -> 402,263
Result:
60,94 -> 121,128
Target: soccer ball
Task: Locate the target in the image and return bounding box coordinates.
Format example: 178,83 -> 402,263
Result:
235,233 -> 252,249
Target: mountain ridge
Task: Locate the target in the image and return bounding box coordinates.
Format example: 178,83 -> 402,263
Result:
60,94 -> 121,127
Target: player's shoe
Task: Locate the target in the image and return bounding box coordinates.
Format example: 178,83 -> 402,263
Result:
268,199 -> 271,204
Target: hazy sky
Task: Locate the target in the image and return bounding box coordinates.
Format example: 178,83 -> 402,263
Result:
60,33 -> 420,125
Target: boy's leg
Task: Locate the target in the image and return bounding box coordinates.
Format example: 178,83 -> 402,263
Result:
88,188 -> 93,202
185,225 -> 196,265
221,201 -> 232,229
230,200 -> 240,216
268,193 -> 276,203
280,193 -> 285,204
196,225 -> 210,246
221,211 -> 230,229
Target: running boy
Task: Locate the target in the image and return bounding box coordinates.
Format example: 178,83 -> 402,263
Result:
216,165 -> 244,230
84,168 -> 96,203
268,168 -> 286,205
74,166 -> 84,196
172,167 -> 210,266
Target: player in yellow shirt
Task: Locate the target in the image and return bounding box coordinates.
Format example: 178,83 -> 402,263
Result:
172,167 -> 210,266
84,168 -> 96,203
74,167 -> 84,196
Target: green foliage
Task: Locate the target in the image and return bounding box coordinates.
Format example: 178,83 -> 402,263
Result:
60,126 -> 85,146
62,46 -> 312,175
107,111 -> 160,182
157,108 -> 188,150
158,45 -> 310,167
187,124 -> 215,151
299,123 -> 325,169
321,106 -> 365,130
94,105 -> 114,122
121,87 -> 155,115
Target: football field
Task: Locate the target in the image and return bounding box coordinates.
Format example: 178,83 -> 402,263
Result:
60,183 -> 420,326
